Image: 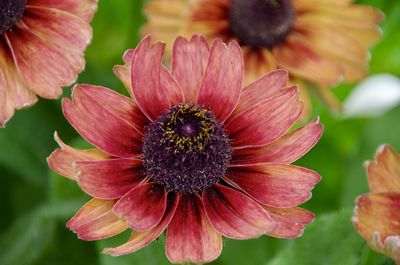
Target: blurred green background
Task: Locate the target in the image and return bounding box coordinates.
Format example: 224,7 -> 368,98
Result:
0,0 -> 399,264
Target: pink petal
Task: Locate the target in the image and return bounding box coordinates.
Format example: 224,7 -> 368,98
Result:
225,164 -> 321,208
232,117 -> 323,165
263,206 -> 315,238
67,199 -> 128,241
113,183 -> 167,232
235,69 -> 289,114
166,194 -> 222,264
47,132 -> 108,180
113,49 -> 134,94
197,39 -> 243,123
27,0 -> 98,21
226,87 -> 302,148
103,194 -> 180,256
203,184 -> 276,240
5,7 -> 91,99
76,158 -> 144,199
62,84 -> 143,158
171,35 -> 210,103
131,36 -> 177,120
353,193 -> 400,263
366,145 -> 400,193
72,84 -> 148,133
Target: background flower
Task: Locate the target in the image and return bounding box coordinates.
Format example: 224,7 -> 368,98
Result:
0,0 -> 97,127
353,145 -> 400,264
142,0 -> 382,118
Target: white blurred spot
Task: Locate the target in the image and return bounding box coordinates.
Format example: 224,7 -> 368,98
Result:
344,74 -> 400,118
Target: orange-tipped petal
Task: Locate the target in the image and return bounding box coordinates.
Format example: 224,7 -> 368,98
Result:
353,193 -> 400,264
226,87 -> 302,148
197,39 -> 243,123
166,194 -> 222,264
226,164 -> 321,208
76,158 -> 144,199
62,85 -> 143,158
67,199 -> 128,241
113,183 -> 167,232
366,145 -> 400,193
47,132 -> 108,180
231,117 -> 323,165
171,35 -> 210,103
264,206 -> 315,238
103,194 -> 180,256
203,184 -> 276,240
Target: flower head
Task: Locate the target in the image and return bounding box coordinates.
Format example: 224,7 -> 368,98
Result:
0,0 -> 97,127
353,145 -> 400,264
142,0 -> 383,117
48,35 -> 322,264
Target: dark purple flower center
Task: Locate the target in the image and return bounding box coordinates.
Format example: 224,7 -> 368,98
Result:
142,104 -> 231,194
0,0 -> 27,34
229,0 -> 295,49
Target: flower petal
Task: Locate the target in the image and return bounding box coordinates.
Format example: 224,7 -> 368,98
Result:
236,69 -> 289,114
263,206 -> 315,238
114,49 -> 134,94
172,35 -> 210,103
225,164 -> 321,208
76,158 -> 144,199
28,0 -> 98,21
103,194 -> 179,256
226,87 -> 302,148
47,132 -> 108,180
231,117 -> 323,165
113,183 -> 167,232
166,194 -> 222,264
353,193 -> 400,263
366,145 -> 400,193
67,199 -> 128,241
62,84 -> 143,158
203,184 -> 276,240
197,39 -> 243,123
130,36 -> 171,120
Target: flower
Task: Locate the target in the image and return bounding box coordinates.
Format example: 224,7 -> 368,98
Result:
48,34 -> 322,264
0,0 -> 97,127
142,0 -> 383,117
353,145 -> 400,264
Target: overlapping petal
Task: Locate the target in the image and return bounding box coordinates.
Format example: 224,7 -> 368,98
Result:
28,0 -> 98,21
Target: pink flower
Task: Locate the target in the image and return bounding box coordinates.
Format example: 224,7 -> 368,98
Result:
0,0 -> 97,127
353,145 -> 400,264
48,35 -> 322,264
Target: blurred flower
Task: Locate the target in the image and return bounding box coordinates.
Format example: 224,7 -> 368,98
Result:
353,145 -> 400,264
142,0 -> 383,118
0,0 -> 97,127
48,35 -> 322,264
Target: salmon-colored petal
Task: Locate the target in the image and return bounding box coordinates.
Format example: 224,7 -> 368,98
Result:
353,193 -> 400,264
197,39 -> 243,123
160,65 -> 184,106
76,158 -> 144,199
203,184 -> 276,240
166,194 -> 222,264
73,84 -> 147,134
47,132 -> 108,180
103,194 -> 180,256
113,49 -> 134,94
226,87 -> 302,148
263,206 -> 315,238
366,145 -> 400,193
0,68 -> 14,127
130,36 -> 171,121
235,69 -> 288,114
113,183 -> 167,232
28,0 -> 98,21
225,164 -> 321,208
231,117 -> 323,165
172,35 -> 210,103
62,85 -> 143,158
67,199 -> 128,241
